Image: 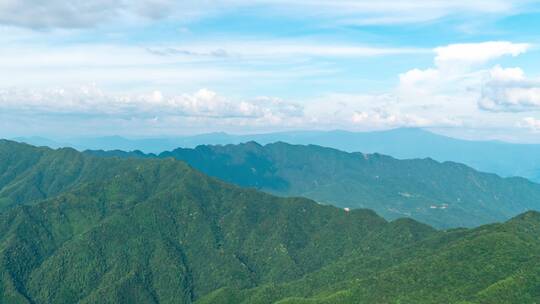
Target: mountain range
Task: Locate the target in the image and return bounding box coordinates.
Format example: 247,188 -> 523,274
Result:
0,139 -> 539,303
15,128 -> 540,182
87,141 -> 540,229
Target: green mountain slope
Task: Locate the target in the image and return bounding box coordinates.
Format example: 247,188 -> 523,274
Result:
197,211 -> 540,304
0,139 -> 151,211
0,140 -> 437,303
1,140 -> 539,303
89,141 -> 540,228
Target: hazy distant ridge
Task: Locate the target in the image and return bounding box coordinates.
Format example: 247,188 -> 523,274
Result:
17,128 -> 540,182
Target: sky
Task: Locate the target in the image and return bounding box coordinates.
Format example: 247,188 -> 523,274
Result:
2,0 -> 540,142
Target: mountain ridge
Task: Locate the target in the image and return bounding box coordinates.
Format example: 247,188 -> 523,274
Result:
14,128 -> 540,182
86,140 -> 540,228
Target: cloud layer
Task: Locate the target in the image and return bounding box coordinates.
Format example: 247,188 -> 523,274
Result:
519,117 -> 540,132
0,86 -> 303,121
2,40 -> 539,138
397,41 -> 538,116
0,0 -> 533,28
1,0 -> 540,143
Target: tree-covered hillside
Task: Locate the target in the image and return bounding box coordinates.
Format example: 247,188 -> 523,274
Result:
88,141 -> 540,228
197,211 -> 540,304
1,140 -> 539,303
0,140 -> 435,303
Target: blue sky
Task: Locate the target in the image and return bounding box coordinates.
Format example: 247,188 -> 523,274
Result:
2,0 -> 540,141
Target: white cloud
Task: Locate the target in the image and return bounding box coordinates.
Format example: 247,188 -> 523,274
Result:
0,0 -> 203,29
0,84 -> 464,135
388,41 -> 540,134
0,42 -> 424,68
147,43 -> 425,59
0,38 -> 537,138
488,65 -> 525,82
0,86 -> 303,121
0,0 -> 533,29
386,40 -> 540,141
434,41 -> 529,69
0,0 -> 123,28
301,92 -> 463,131
398,68 -> 441,94
397,42 -> 533,115
398,42 -> 530,93
0,85 -> 314,136
479,66 -> 540,112
6,41 -> 524,134
518,117 -> 540,132
0,40 -> 426,91
279,0 -> 530,26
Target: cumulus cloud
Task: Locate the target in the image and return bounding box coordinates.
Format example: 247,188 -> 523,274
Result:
386,41 -> 540,134
0,85 -> 310,137
0,84 -> 466,133
518,117 -> 540,132
479,66 -> 540,112
399,41 -> 530,91
301,93 -> 463,131
0,86 -> 303,121
397,42 -> 534,115
433,41 -> 529,69
1,38 -> 537,136
389,41 -> 540,134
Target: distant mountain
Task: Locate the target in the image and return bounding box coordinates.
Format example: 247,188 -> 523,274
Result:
1,140 -> 539,303
12,136 -> 68,149
87,142 -> 540,229
18,128 -> 540,182
13,133 -> 240,154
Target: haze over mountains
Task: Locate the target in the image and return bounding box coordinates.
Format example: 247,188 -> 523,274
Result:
16,128 -> 540,183
1,140 -> 539,303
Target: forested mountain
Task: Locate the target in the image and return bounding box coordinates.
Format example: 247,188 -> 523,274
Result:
0,140 -> 435,303
197,211 -> 540,304
0,140 -> 539,303
88,141 -> 540,228
19,128 -> 540,182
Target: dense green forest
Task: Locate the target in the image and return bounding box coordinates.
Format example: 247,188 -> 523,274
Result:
88,141 -> 540,228
1,140 -> 539,303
